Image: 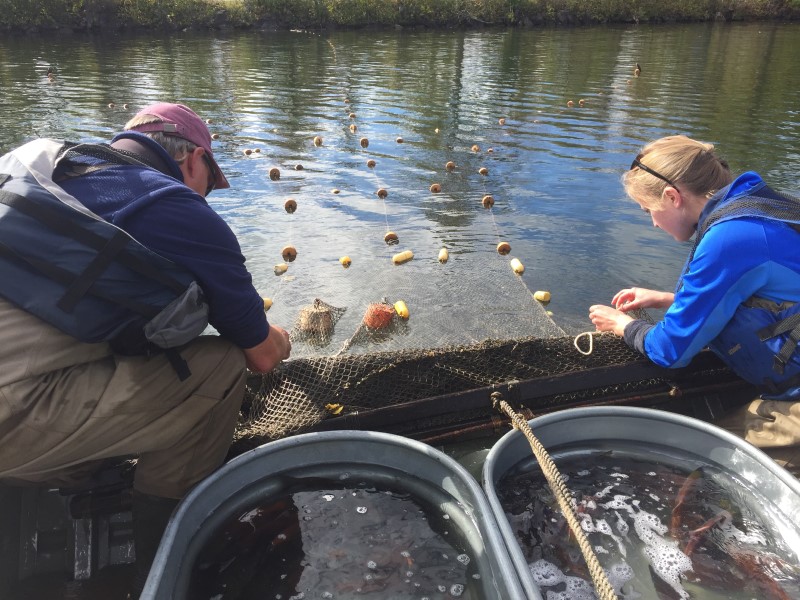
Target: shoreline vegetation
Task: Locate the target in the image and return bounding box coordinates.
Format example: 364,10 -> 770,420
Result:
2,0 -> 799,33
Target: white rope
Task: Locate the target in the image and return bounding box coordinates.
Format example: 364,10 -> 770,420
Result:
574,330 -> 601,355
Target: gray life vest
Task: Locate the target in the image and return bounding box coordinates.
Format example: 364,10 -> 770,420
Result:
0,138 -> 209,379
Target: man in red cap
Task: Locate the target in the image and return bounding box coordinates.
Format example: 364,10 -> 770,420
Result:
0,102 -> 291,596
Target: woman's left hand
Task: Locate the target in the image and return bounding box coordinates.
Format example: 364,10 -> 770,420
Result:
589,304 -> 634,337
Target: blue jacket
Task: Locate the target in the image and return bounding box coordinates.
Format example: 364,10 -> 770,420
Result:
57,132 -> 268,349
624,172 -> 800,398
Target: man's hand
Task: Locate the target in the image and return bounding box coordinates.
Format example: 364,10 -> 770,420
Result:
243,325 -> 292,373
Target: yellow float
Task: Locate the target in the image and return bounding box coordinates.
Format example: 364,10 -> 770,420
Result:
394,300 -> 409,320
392,250 -> 414,265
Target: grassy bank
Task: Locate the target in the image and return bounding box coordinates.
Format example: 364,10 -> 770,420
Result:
2,0 -> 799,32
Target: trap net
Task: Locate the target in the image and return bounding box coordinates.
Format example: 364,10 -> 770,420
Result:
230,109 -> 746,452
233,225 -> 741,453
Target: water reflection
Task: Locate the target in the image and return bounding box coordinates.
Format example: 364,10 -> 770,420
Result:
2,23 -> 798,343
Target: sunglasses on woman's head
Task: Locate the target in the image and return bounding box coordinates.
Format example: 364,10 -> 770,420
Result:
630,155 -> 677,188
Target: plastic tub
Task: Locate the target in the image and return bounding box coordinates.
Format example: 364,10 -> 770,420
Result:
482,406 -> 800,600
143,430 -> 526,599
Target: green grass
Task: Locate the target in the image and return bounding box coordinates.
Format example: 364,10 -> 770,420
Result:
1,0 -> 798,31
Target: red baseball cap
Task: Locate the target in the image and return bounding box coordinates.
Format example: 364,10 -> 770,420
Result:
127,103 -> 230,190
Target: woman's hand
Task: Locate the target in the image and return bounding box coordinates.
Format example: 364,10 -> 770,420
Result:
589,305 -> 634,337
611,287 -> 674,312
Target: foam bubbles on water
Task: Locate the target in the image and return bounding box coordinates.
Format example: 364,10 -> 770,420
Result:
456,553 -> 470,566
634,510 -> 692,599
644,542 -> 692,599
595,485 -> 615,499
449,583 -> 465,597
322,494 -> 335,502
601,494 -> 631,510
595,519 -> 612,535
564,576 -> 596,598
529,559 -> 565,587
605,561 -> 634,593
355,506 -> 367,514
615,511 -> 629,536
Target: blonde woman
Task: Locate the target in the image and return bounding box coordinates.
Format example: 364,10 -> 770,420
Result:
590,135 -> 800,474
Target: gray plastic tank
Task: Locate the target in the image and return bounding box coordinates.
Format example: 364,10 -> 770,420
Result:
482,406 -> 800,600
143,430 -> 526,599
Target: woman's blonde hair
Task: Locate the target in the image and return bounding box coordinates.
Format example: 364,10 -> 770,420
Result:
123,114 -> 197,164
623,135 -> 733,210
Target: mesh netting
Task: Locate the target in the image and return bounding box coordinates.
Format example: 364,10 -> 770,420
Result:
233,332 -> 668,449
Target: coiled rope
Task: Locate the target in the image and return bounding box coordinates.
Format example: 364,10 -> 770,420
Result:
492,393 -> 618,600
573,330 -> 606,355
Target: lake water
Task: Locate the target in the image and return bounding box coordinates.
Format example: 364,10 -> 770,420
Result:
2,23 -> 799,357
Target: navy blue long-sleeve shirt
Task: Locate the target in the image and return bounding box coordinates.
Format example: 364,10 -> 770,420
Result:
57,133 -> 269,349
